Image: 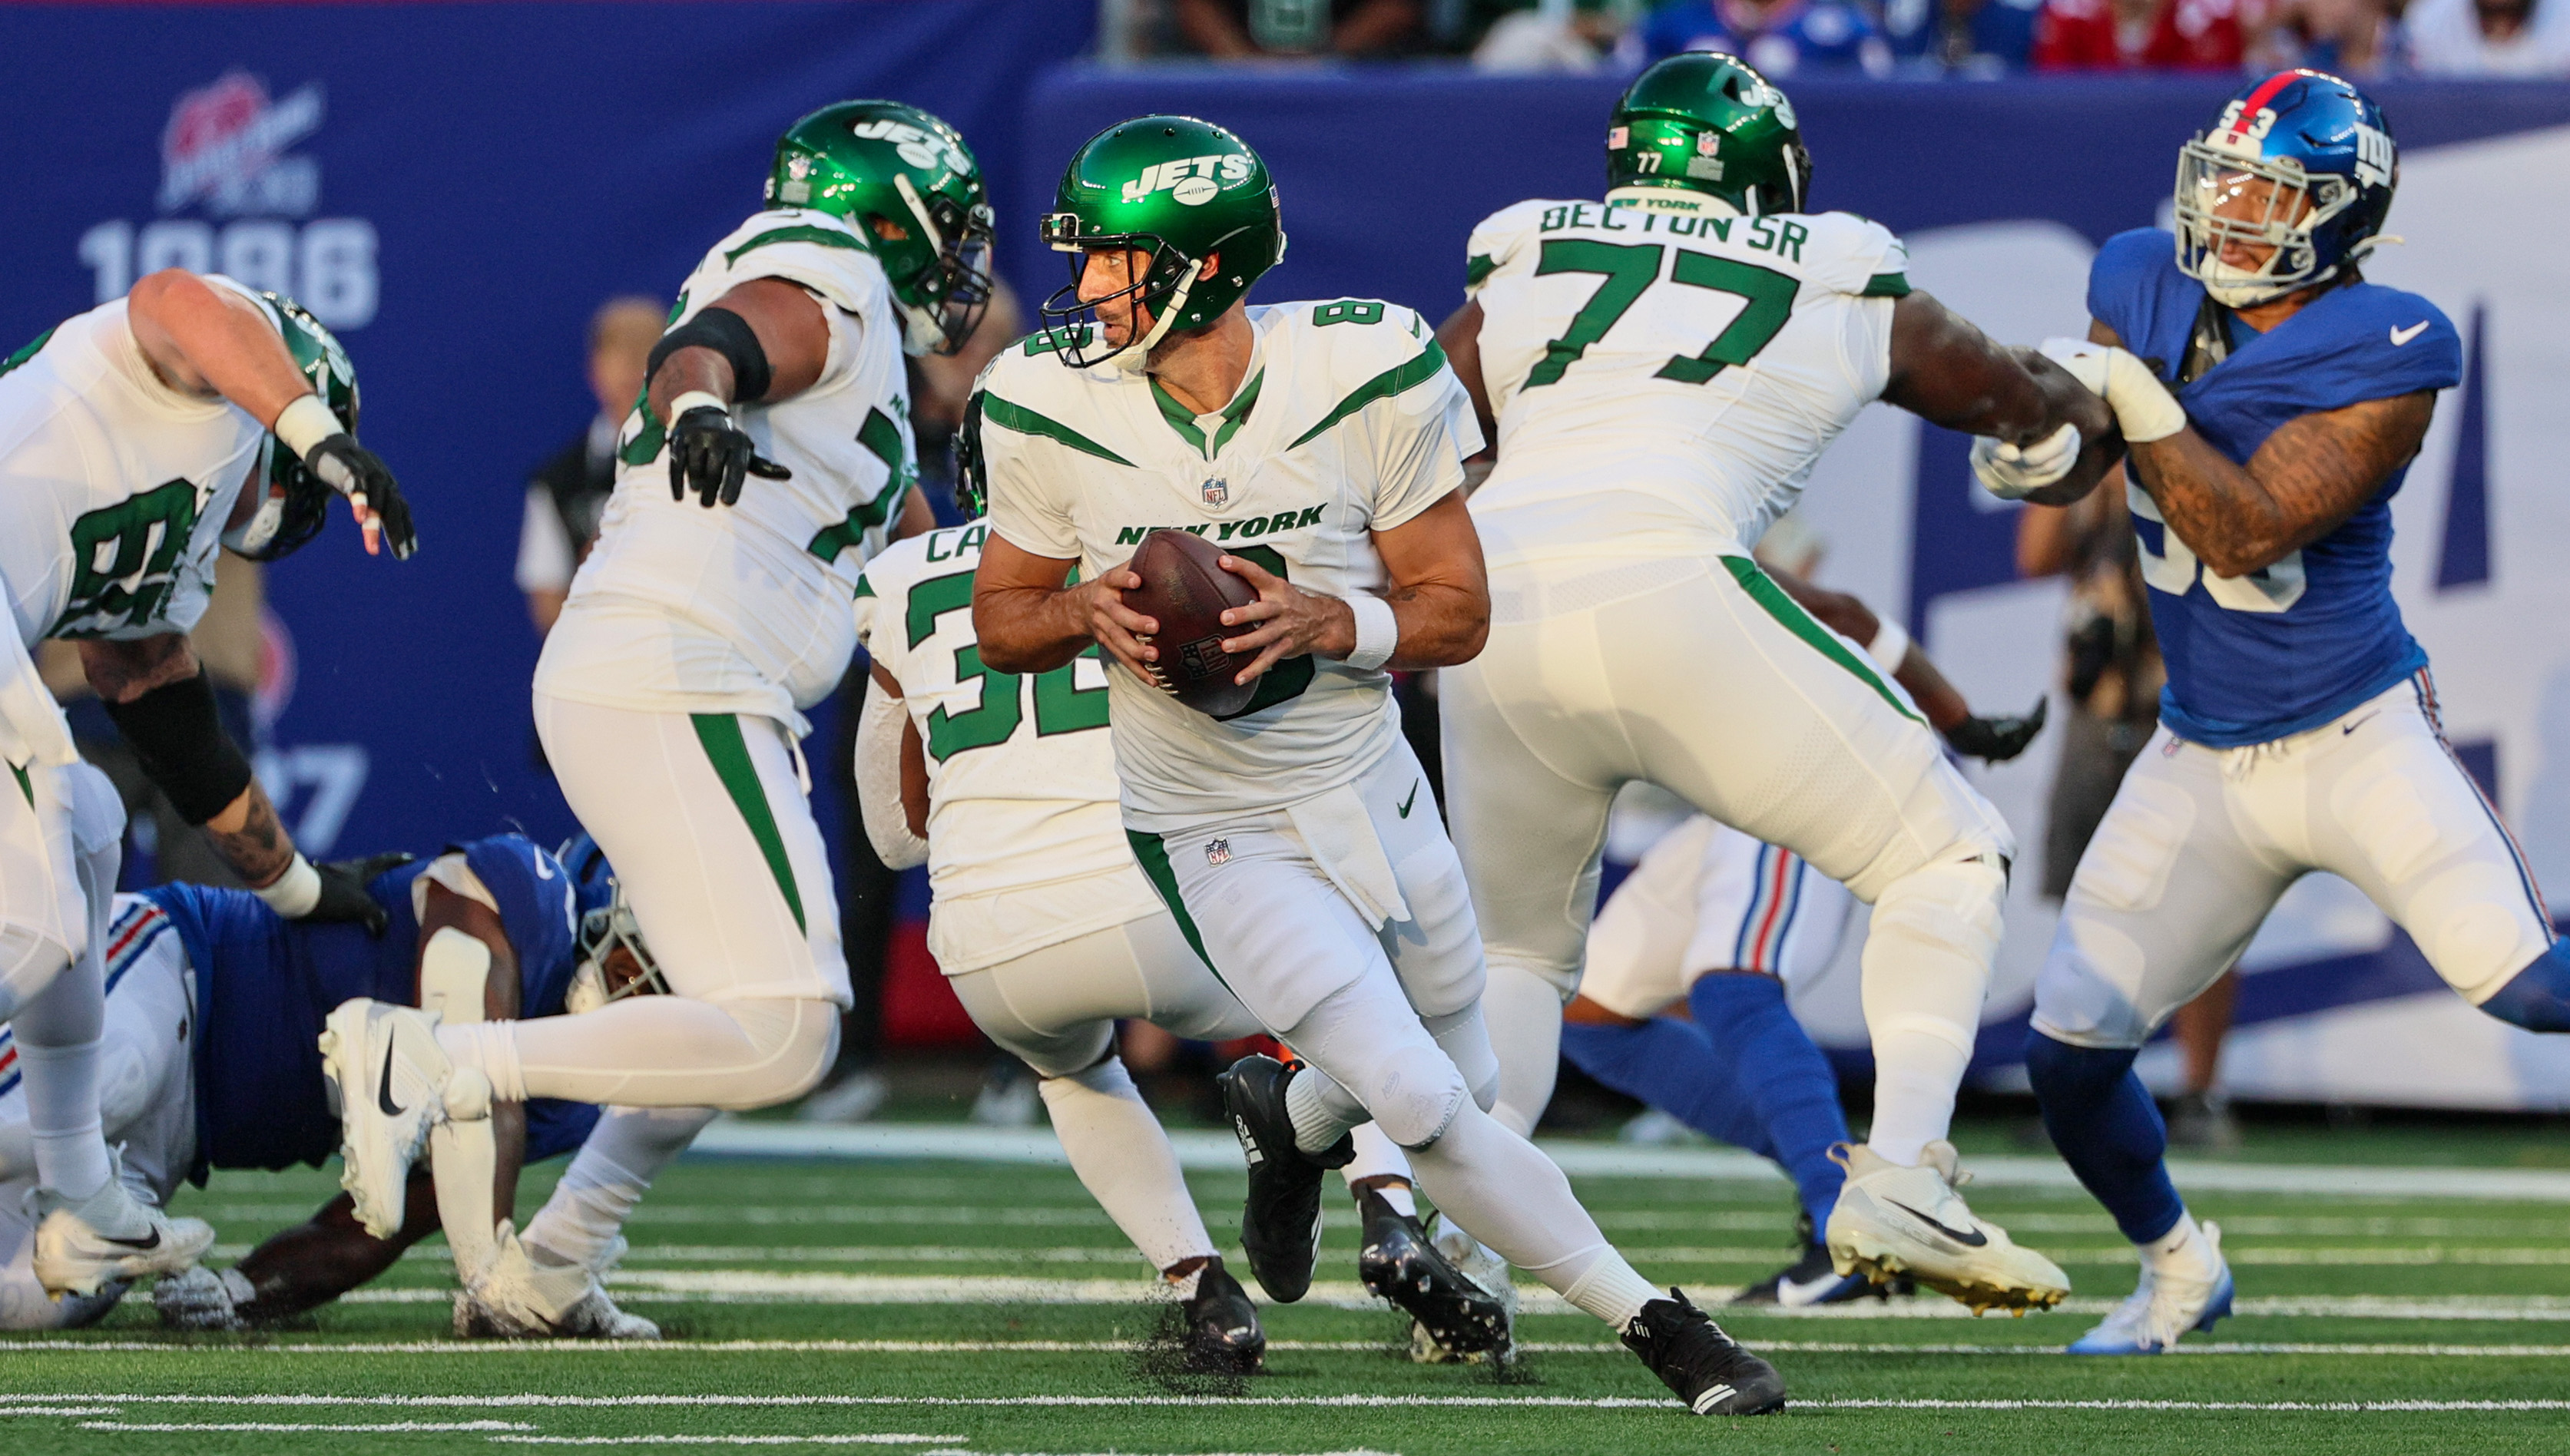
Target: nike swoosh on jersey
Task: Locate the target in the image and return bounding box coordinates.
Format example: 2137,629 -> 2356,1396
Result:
2390,322 -> 2429,346
1397,781 -> 1420,819
378,1043 -> 408,1118
1886,1198 -> 1989,1248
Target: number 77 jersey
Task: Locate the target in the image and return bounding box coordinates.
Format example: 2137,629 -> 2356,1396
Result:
1465,196 -> 1913,568
853,523 -> 1163,975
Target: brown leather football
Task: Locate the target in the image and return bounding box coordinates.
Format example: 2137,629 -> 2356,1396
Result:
1124,528 -> 1259,717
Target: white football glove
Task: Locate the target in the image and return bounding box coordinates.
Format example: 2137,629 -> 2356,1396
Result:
2040,337 -> 2187,444
1971,422 -> 2083,501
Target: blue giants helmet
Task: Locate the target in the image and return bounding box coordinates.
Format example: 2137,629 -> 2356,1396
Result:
2175,69 -> 2398,309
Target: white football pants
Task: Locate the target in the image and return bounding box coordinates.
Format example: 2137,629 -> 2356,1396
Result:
2035,673 -> 2555,1048
1443,554 -> 2015,1163
1583,814 -> 1856,1021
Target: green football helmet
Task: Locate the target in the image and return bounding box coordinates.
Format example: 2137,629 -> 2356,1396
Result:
1608,52 -> 1811,218
227,291 -> 355,561
767,101 -> 995,357
1036,115 -> 1287,369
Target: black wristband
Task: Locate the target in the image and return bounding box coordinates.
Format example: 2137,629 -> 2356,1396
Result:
101,673 -> 256,824
646,306 -> 773,404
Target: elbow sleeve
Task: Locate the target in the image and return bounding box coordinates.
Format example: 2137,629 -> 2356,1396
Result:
855,680 -> 929,871
101,673 -> 253,824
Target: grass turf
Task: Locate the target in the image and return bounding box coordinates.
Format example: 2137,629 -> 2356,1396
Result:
10,1126 -> 2570,1454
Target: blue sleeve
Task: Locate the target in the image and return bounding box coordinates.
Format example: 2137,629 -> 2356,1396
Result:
455,835 -> 582,1017
2342,290 -> 2463,399
2086,228 -> 2174,352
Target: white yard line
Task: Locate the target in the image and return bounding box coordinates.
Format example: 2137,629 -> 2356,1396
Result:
78,1420 -> 534,1432
486,1438 -> 957,1448
18,1338 -> 2570,1358
686,1121 -> 2570,1202
13,1392 -> 2570,1415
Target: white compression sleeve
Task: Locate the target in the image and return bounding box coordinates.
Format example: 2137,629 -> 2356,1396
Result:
438,997 -> 836,1110
1038,1057 -> 1215,1273
1860,855 -> 2005,1165
855,679 -> 929,871
1481,961 -> 1565,1138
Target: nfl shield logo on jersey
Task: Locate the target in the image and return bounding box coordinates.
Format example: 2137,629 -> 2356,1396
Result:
1201,478 -> 1228,507
1205,838 -> 1232,867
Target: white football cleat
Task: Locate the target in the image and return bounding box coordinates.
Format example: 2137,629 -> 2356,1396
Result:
2069,1223 -> 2234,1354
1824,1140 -> 2069,1315
154,1264 -> 253,1331
320,999 -> 475,1239
455,1223 -> 660,1341
29,1160 -> 214,1297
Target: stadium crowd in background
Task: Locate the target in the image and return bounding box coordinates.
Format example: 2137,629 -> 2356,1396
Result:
1108,0 -> 2569,72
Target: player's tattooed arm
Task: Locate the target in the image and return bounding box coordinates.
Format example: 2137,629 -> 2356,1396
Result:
1882,290 -> 2125,507
2092,323 -> 2439,577
1220,489 -> 1492,677
973,534 -> 1158,680
81,634 -> 294,887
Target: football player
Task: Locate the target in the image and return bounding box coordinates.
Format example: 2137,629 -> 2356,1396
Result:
319,102 -> 985,1241
969,115 -> 1784,1417
0,270 -> 414,1299
1566,575 -> 2042,1308
2012,71 -> 2535,1355
1435,51 -> 2118,1314
0,783 -> 636,1330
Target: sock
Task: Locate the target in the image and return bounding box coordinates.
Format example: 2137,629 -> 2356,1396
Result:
1688,973 -> 1850,1229
1404,1100 -> 1651,1330
439,1022 -> 529,1103
523,1105 -> 717,1267
1859,856 -> 2003,1164
1560,1016 -> 1774,1157
2139,1208 -> 2218,1282
12,945 -> 111,1201
18,1039 -> 110,1202
1037,1057 -> 1214,1272
1284,1064 -> 1363,1155
1483,961 -> 1565,1137
2024,1031 -> 2186,1245
1343,1121 -> 1415,1190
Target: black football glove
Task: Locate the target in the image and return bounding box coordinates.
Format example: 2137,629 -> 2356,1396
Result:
303,434 -> 418,560
302,851 -> 418,937
669,404 -> 791,508
1944,696 -> 2049,763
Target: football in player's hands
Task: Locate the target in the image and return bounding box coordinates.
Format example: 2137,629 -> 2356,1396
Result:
1124,528 -> 1260,718
1942,697 -> 2049,763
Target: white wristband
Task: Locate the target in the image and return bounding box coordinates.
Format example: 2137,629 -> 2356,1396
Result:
254,852 -> 322,918
666,390 -> 728,424
1343,594 -> 1399,673
271,393 -> 340,459
1866,615 -> 1910,670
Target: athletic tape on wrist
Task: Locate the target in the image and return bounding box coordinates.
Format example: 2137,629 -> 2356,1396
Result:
255,853 -> 322,918
1866,616 -> 1910,670
666,390 -> 728,424
271,393 -> 339,459
1343,594 -> 1399,673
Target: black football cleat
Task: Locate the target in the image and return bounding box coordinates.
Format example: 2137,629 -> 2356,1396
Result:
1180,1257 -> 1266,1374
1621,1288 -> 1788,1416
1217,1054 -> 1351,1303
1732,1213 -> 1888,1309
1356,1189 -> 1511,1362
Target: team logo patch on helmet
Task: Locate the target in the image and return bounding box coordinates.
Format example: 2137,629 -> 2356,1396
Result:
1121,154 -> 1252,205
1201,478 -> 1228,506
1205,839 -> 1233,867
849,117 -> 958,172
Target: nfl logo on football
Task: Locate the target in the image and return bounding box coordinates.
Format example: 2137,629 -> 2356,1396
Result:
1201,478 -> 1228,507
1204,838 -> 1232,867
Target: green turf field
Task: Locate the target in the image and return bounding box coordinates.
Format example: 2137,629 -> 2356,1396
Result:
11,1124 -> 2570,1454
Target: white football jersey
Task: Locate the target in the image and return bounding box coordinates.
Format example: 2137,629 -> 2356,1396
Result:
1465,193 -> 1909,567
539,208 -> 914,734
854,524 -> 1163,975
979,303 -> 1479,831
0,277 -> 272,650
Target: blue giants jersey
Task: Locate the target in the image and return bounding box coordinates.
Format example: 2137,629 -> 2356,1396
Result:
2088,228 -> 2462,747
147,833 -> 605,1183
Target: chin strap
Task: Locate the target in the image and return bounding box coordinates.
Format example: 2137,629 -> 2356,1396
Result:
1108,266 -> 1198,374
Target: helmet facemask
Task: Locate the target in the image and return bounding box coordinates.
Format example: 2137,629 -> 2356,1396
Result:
566,885 -> 668,1016
1035,212 -> 1207,372
889,174 -> 998,359
226,292 -> 354,561
2176,140 -> 2370,308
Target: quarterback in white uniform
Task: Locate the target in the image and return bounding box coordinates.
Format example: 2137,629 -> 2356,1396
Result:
970,115 -> 1784,1417
322,101 -> 989,1240
1437,54 -> 2119,1312
0,267 -> 412,1297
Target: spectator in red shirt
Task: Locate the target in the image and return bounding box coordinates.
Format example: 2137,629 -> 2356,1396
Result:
2034,0 -> 2260,67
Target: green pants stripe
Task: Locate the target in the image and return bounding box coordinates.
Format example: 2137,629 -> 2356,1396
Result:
1125,829 -> 1226,986
1721,556 -> 1923,726
691,713 -> 807,934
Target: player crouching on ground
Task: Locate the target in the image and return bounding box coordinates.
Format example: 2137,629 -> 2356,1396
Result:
969,114 -> 1783,1416
2009,71 -> 2535,1355
318,101 -> 983,1246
